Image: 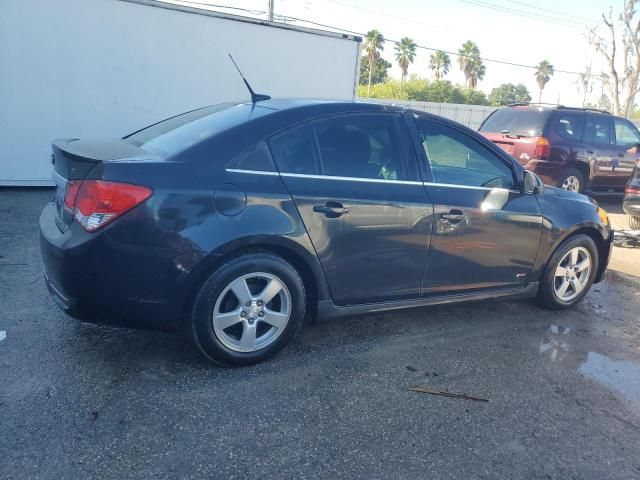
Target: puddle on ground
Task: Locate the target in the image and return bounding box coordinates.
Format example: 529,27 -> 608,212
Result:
539,324 -> 640,409
578,352 -> 640,408
539,324 -> 572,362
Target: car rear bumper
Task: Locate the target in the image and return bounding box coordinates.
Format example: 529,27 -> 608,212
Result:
623,196 -> 640,218
523,160 -> 562,187
39,202 -> 205,331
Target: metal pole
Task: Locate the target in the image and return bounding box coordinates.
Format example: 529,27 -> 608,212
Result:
268,0 -> 274,21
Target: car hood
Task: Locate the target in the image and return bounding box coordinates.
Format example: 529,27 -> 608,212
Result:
540,185 -> 597,206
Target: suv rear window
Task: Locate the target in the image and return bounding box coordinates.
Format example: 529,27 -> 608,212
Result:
479,108 -> 550,137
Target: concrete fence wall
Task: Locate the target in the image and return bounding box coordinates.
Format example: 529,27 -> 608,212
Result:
360,98 -> 497,130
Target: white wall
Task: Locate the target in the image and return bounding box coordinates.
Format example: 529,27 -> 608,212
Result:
0,0 -> 360,185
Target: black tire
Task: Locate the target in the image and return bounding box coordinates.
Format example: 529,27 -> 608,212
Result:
190,252 -> 306,366
537,234 -> 599,310
557,167 -> 585,194
629,215 -> 640,230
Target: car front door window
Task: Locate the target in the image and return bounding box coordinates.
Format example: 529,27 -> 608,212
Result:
419,121 -> 515,189
614,118 -> 640,147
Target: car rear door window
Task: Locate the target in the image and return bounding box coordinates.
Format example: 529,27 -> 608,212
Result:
614,118 -> 640,146
313,114 -> 406,181
269,125 -> 320,175
584,116 -> 612,145
552,113 -> 585,141
417,119 -> 515,189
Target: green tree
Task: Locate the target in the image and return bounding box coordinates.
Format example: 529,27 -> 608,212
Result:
535,60 -> 554,102
424,80 -> 465,103
457,41 -> 485,89
364,30 -> 385,96
462,88 -> 489,105
359,54 -> 391,86
394,37 -> 417,83
586,94 -> 613,112
429,50 -> 451,80
488,83 -> 532,106
358,80 -> 407,100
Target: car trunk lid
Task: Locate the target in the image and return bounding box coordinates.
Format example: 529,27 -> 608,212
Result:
51,139 -> 157,229
480,132 -> 539,165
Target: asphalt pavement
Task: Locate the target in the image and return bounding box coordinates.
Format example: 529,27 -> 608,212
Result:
2,189 -> 640,480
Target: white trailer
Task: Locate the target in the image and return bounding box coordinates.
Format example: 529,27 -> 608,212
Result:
0,0 -> 361,185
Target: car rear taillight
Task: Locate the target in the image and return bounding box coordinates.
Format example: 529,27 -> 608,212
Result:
63,180 -> 152,231
534,137 -> 551,160
626,185 -> 640,196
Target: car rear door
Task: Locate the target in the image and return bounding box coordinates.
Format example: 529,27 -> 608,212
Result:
268,112 -> 433,306
584,114 -> 619,189
411,115 -> 542,294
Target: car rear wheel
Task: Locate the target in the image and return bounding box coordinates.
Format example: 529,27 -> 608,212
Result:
629,215 -> 640,230
537,234 -> 598,310
190,252 -> 306,366
558,168 -> 585,193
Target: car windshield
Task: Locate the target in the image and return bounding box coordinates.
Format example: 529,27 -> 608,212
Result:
124,103 -> 237,156
480,108 -> 551,137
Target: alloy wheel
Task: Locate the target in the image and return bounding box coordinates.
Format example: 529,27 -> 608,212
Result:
561,176 -> 581,192
212,272 -> 292,353
553,246 -> 592,302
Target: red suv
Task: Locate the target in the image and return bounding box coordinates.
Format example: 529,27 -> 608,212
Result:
479,104 -> 640,193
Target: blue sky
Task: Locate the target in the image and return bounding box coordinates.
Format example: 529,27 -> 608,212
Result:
171,0 -> 619,106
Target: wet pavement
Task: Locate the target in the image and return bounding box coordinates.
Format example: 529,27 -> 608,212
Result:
2,189 -> 640,479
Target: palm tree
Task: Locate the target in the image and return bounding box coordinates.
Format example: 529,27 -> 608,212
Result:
394,37 -> 417,83
364,30 -> 385,96
429,50 -> 451,81
457,41 -> 485,89
535,60 -> 554,103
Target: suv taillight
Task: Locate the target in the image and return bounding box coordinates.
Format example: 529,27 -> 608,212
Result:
626,185 -> 640,196
63,180 -> 152,232
534,137 -> 551,160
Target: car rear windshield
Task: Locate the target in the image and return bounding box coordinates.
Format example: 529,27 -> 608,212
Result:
479,108 -> 551,137
124,103 -> 236,156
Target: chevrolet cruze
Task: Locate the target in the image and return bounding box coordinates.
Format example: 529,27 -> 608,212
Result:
40,100 -> 613,365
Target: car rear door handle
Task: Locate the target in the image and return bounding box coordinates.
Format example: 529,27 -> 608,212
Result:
440,210 -> 466,223
313,202 -> 349,218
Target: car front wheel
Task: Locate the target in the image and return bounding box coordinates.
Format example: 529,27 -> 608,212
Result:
537,234 -> 599,310
190,252 -> 306,366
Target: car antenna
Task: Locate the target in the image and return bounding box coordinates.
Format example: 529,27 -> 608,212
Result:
228,54 -> 271,104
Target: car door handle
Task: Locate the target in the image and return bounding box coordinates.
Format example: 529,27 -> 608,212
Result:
587,150 -> 594,155
618,152 -> 625,157
440,210 -> 466,223
313,202 -> 349,217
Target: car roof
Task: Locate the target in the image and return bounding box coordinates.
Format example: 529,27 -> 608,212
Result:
238,98 -> 407,113
505,103 -> 612,116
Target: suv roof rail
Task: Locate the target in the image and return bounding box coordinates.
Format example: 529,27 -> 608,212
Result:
558,105 -> 611,115
506,102 -> 611,115
507,102 -> 562,108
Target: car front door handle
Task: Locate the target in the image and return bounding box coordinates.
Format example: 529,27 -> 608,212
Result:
440,210 -> 466,223
313,202 -> 349,218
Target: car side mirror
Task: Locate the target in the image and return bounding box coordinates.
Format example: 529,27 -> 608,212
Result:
522,170 -> 543,195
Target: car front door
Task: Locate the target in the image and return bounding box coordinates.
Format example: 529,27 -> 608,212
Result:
612,117 -> 640,185
411,115 -> 543,294
268,113 -> 434,306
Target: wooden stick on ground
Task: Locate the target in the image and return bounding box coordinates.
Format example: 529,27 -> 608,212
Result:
409,386 -> 489,402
